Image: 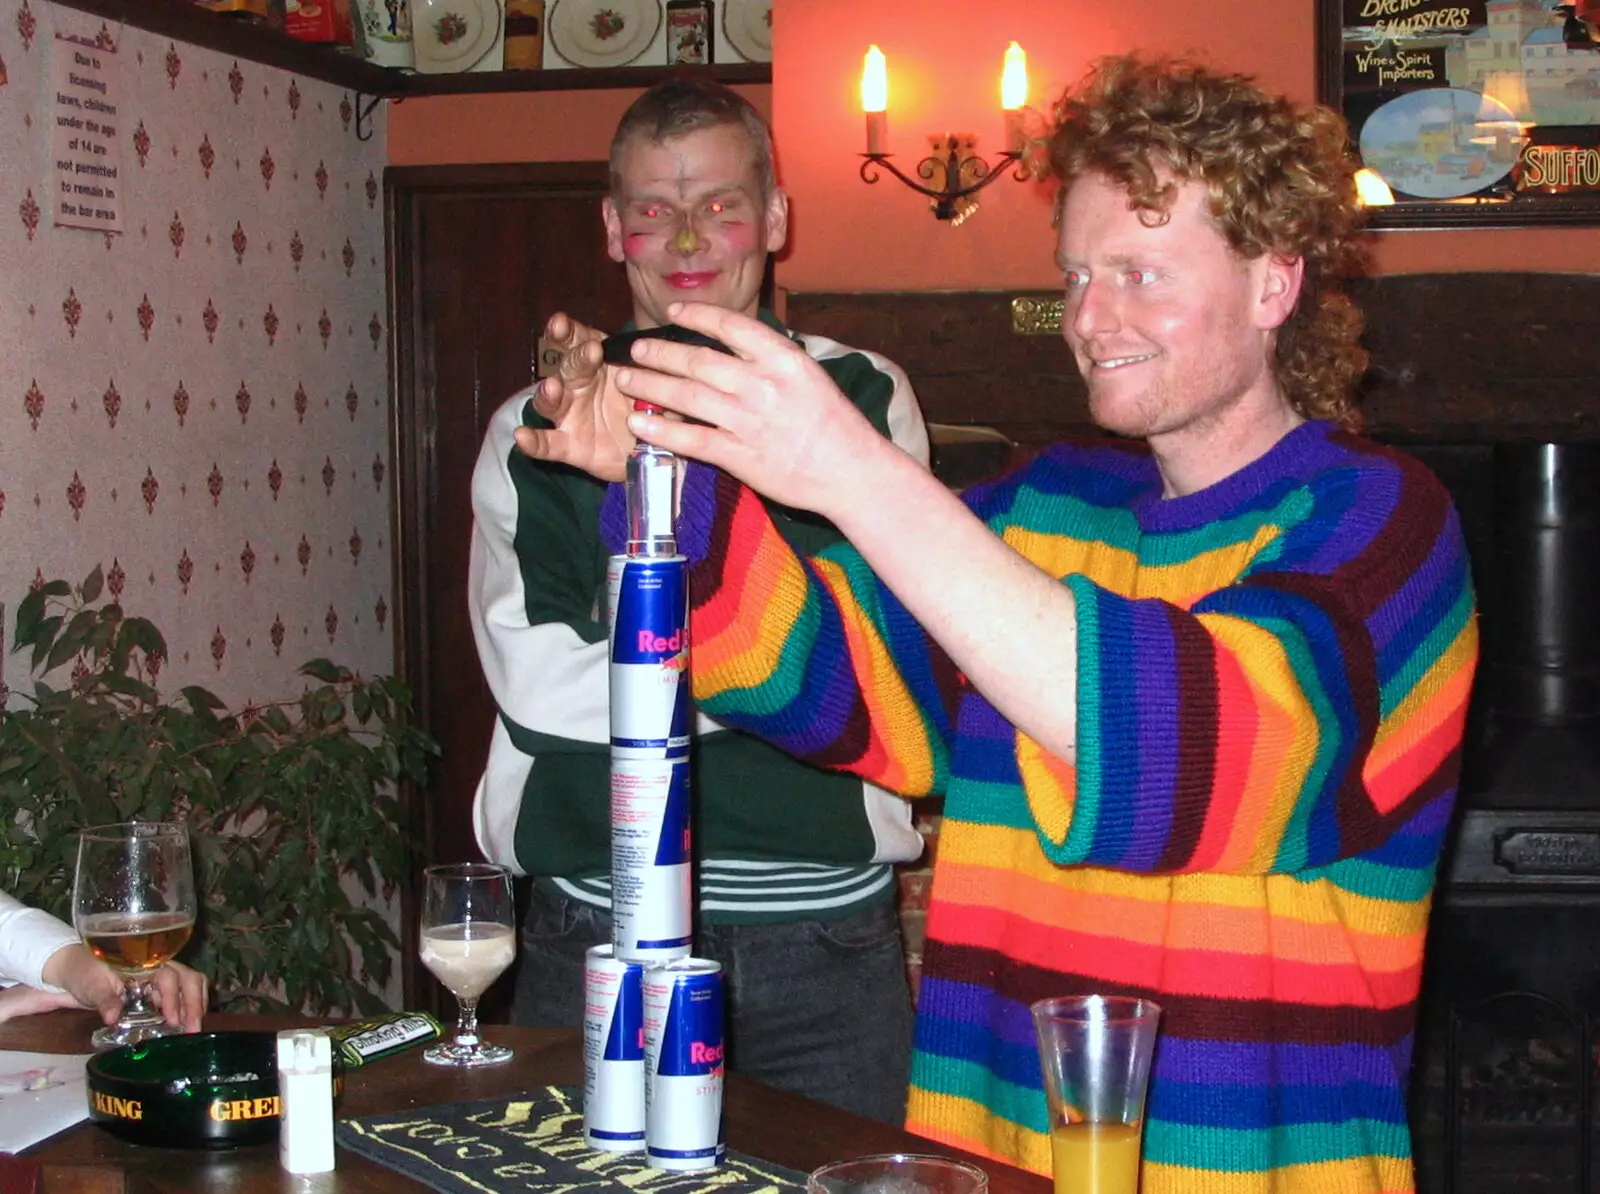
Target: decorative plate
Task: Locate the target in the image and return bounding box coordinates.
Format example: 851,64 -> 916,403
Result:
1357,87 -> 1519,201
412,0 -> 501,72
721,0 -> 769,62
548,0 -> 660,68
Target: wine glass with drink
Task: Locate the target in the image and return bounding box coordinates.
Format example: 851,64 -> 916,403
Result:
73,821 -> 197,1051
419,862 -> 517,1067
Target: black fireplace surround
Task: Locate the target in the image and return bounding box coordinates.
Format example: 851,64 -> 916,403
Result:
1406,441 -> 1600,1194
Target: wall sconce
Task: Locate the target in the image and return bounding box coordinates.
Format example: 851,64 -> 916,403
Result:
858,42 -> 1032,223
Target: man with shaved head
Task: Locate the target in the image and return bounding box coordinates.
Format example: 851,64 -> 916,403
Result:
466,79 -> 930,1122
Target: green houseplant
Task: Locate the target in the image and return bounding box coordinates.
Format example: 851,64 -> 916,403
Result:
0,569 -> 439,1015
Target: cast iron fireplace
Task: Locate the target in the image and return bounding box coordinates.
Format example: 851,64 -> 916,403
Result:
1408,441 -> 1600,1194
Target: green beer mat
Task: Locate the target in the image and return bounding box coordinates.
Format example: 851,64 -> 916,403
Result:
336,1085 -> 807,1194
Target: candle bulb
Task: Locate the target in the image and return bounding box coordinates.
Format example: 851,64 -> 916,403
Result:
866,111 -> 888,158
862,45 -> 889,156
1353,167 -> 1395,207
1001,41 -> 1028,155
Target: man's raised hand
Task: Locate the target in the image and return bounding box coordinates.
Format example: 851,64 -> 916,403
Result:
513,312 -> 636,482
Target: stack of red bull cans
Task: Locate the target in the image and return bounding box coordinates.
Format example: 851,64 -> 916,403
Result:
583,410 -> 725,1171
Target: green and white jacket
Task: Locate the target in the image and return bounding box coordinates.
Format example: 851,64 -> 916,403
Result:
467,311 -> 930,923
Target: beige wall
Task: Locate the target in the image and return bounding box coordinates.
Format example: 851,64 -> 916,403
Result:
0,2 -> 392,708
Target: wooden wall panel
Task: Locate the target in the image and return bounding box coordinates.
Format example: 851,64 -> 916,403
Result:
788,273 -> 1600,449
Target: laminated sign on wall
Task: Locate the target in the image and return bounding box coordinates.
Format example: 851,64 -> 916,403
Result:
50,33 -> 123,234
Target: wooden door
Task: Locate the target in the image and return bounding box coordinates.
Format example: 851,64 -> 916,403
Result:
387,162 -> 635,1009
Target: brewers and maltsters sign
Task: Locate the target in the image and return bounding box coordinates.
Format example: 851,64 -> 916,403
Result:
1319,0 -> 1600,226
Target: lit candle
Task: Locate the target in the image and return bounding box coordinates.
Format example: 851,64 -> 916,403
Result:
1353,167 -> 1395,207
1001,42 -> 1028,154
862,45 -> 889,156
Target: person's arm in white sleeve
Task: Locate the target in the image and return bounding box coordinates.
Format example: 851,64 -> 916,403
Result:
0,889 -> 80,991
0,891 -> 208,1027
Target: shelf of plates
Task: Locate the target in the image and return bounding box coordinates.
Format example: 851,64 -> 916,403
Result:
46,0 -> 771,96
403,61 -> 769,95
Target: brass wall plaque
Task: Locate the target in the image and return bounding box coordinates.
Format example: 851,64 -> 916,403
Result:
1010,296 -> 1064,336
1495,829 -> 1600,877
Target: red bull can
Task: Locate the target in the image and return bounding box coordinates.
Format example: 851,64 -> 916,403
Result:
643,958 -> 725,1171
582,944 -> 646,1152
610,756 -> 692,961
607,555 -> 690,757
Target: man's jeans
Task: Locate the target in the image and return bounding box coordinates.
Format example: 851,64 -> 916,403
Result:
511,884 -> 915,1125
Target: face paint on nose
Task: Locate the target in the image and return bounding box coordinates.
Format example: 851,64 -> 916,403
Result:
670,224 -> 703,255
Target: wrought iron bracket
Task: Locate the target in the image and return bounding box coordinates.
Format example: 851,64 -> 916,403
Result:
354,92 -> 386,142
859,147 -> 1029,220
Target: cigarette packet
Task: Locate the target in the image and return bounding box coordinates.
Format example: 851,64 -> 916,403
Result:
327,1012 -> 442,1067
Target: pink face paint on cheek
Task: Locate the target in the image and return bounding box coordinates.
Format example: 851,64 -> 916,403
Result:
622,232 -> 653,259
720,223 -> 757,252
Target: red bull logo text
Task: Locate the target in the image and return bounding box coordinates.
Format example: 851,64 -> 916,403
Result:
688,1041 -> 723,1066
638,626 -> 688,654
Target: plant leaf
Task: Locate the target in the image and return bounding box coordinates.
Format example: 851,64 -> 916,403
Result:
13,588 -> 46,649
179,686 -> 228,714
299,658 -> 347,685
29,615 -> 63,670
100,672 -> 160,703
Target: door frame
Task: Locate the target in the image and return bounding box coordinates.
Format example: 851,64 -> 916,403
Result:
384,161 -> 615,1010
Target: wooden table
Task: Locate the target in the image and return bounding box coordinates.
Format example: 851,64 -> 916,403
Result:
2,1013 -> 1049,1194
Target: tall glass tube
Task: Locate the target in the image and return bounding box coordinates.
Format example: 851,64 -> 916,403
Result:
625,401 -> 679,558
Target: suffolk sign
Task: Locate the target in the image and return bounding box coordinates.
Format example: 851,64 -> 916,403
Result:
1518,144 -> 1600,193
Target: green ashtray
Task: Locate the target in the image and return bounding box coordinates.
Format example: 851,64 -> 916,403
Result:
86,1031 -> 342,1149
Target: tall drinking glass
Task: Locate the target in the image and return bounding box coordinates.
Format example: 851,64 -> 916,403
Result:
419,862 -> 516,1067
1031,995 -> 1162,1194
73,821 -> 197,1051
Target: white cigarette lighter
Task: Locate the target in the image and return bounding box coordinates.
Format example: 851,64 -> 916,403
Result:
277,1028 -> 336,1174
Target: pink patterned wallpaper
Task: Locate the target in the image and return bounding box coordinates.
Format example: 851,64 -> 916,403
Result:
0,0 -> 391,711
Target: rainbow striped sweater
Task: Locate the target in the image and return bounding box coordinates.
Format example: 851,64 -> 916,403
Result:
650,420 -> 1478,1194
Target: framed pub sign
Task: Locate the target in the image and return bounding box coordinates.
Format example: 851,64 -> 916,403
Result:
1318,0 -> 1600,227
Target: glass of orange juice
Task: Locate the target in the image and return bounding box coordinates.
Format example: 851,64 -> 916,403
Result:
1030,995 -> 1161,1194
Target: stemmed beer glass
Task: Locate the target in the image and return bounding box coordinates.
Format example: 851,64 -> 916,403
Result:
72,821 -> 197,1050
419,862 -> 517,1067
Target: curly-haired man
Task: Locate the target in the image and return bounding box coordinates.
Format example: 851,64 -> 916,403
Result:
520,54 -> 1479,1193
